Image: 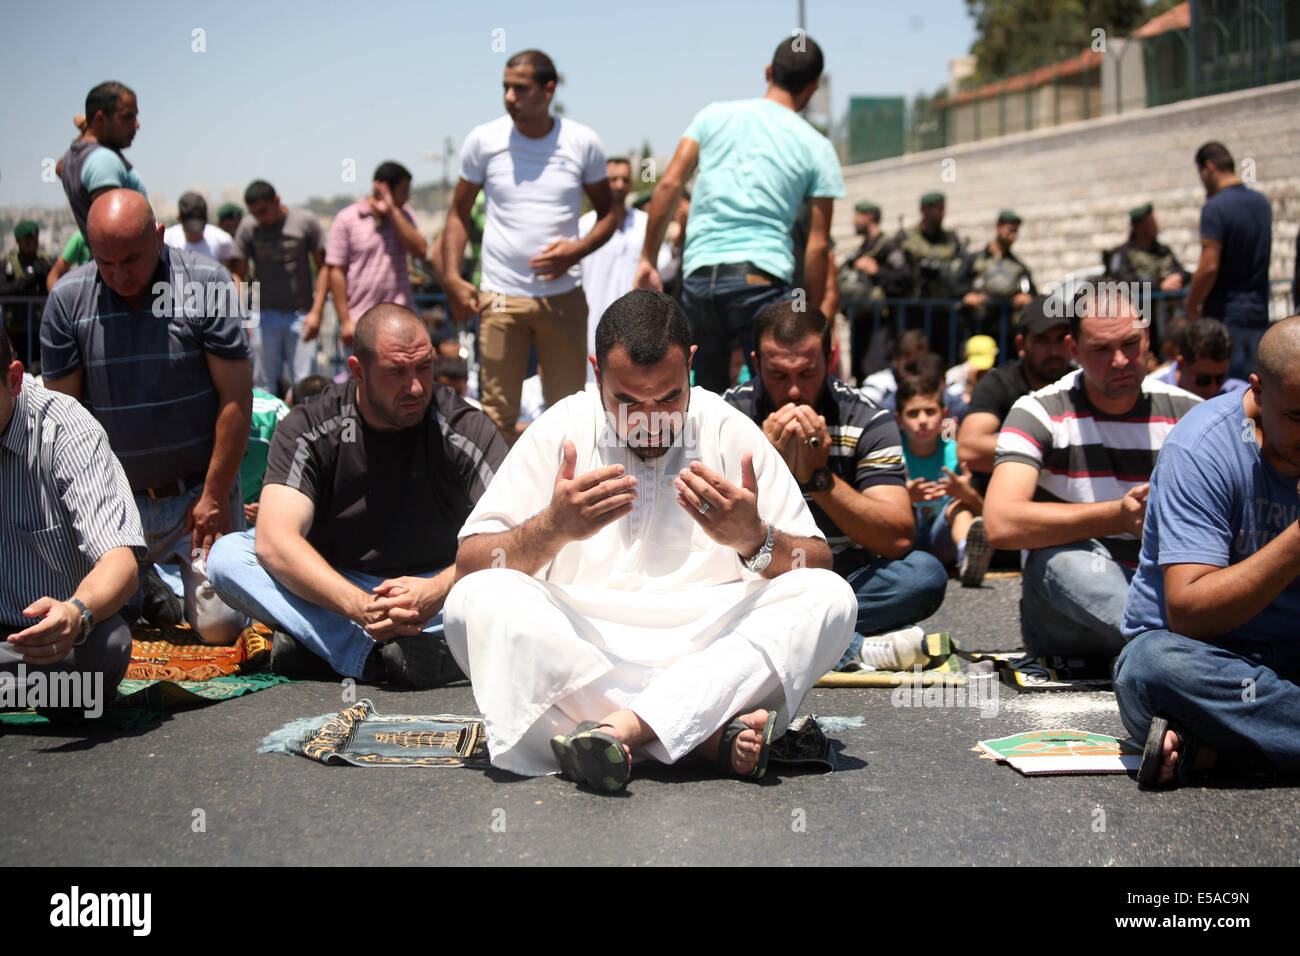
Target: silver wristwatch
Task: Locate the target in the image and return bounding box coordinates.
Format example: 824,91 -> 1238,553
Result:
742,522 -> 775,573
68,597 -> 94,645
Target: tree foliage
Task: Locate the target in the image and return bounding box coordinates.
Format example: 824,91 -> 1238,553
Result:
963,0 -> 1182,83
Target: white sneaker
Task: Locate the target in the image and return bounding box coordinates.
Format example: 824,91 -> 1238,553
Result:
855,626 -> 928,671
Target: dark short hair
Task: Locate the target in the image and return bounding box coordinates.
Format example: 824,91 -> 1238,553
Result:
244,180 -> 276,206
595,290 -> 691,372
85,81 -> 133,123
291,374 -> 331,405
771,34 -> 824,95
1179,318 -> 1231,364
373,161 -> 412,189
606,156 -> 632,169
1068,282 -> 1135,341
506,49 -> 558,88
1194,141 -> 1234,173
896,329 -> 930,357
896,372 -> 945,408
753,299 -> 831,355
353,303 -> 429,367
434,356 -> 469,380
0,324 -> 12,369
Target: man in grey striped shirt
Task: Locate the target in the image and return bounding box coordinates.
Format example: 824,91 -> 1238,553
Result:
1,326 -> 145,718
984,287 -> 1200,662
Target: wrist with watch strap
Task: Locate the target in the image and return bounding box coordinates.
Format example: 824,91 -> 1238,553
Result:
798,467 -> 833,493
741,521 -> 776,573
67,597 -> 94,645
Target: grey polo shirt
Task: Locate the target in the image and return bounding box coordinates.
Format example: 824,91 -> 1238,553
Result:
40,245 -> 251,490
0,376 -> 144,631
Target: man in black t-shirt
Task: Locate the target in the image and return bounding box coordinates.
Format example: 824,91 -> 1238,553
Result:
956,296 -> 1070,493
208,304 -> 507,687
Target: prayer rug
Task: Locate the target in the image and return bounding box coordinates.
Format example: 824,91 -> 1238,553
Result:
259,698 -> 490,768
127,623 -> 273,681
0,673 -> 292,730
816,632 -> 967,687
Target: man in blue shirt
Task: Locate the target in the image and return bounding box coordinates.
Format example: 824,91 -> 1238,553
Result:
1116,315 -> 1300,787
635,35 -> 844,393
1184,141 -> 1272,381
59,82 -> 146,254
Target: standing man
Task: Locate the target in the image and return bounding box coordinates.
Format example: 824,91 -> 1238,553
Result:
840,200 -> 888,381
983,288 -> 1200,664
960,210 -> 1035,333
3,222 -> 54,366
1185,142 -> 1273,381
724,301 -> 947,665
325,161 -> 427,349
1106,203 -> 1189,292
58,82 -> 145,252
1,326 -> 144,719
578,157 -> 674,382
230,180 -> 328,395
440,49 -> 617,444
40,190 -> 251,646
163,192 -> 236,268
634,35 -> 844,393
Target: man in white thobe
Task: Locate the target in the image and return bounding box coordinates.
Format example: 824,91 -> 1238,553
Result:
445,289 -> 855,790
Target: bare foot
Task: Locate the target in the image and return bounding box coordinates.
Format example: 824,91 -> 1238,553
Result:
728,709 -> 771,776
1158,729 -> 1216,785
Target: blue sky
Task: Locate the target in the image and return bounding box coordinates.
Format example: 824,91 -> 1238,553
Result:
0,0 -> 976,212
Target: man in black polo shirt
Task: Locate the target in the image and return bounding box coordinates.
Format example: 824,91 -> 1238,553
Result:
724,301 -> 946,669
956,295 -> 1070,493
207,304 -> 507,687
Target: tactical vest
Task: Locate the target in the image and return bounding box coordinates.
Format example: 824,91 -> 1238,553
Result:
1109,241 -> 1179,284
838,233 -> 890,304
900,227 -> 964,298
970,247 -> 1030,300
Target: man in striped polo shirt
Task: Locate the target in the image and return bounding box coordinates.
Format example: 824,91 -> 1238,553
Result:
985,286 -> 1200,661
1,326 -> 145,718
725,301 -> 947,669
41,189 -> 252,647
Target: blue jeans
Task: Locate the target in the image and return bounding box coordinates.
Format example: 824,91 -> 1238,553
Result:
836,549 -> 948,669
1114,629 -> 1300,772
1020,540 -> 1133,658
206,530 -> 445,679
252,308 -> 316,393
682,265 -> 792,393
1225,323 -> 1267,383
915,507 -> 958,568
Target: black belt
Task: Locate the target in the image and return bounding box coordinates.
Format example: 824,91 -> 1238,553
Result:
687,262 -> 783,284
137,470 -> 208,500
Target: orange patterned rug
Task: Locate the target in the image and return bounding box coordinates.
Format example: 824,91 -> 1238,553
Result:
127,623 -> 273,682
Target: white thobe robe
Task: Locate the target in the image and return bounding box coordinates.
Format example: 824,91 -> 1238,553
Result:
444,385 -> 856,776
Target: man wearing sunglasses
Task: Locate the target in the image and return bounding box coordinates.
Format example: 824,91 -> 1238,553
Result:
1147,317 -> 1247,402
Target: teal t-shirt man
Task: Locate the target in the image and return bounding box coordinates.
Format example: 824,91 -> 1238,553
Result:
682,98 -> 844,282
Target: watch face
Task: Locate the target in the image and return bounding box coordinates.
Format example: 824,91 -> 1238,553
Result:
813,468 -> 833,491
749,552 -> 772,573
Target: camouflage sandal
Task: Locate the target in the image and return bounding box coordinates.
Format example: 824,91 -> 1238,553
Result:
550,721 -> 631,793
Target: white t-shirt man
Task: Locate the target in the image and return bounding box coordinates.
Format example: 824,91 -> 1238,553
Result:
459,115 -> 606,298
163,223 -> 235,265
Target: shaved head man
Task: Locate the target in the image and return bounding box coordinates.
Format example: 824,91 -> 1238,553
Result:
1116,316 -> 1300,788
207,304 -> 507,689
42,189 -> 252,645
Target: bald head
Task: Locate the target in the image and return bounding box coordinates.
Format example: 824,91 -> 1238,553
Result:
86,189 -> 163,302
1256,315 -> 1300,389
353,304 -> 430,367
87,188 -> 156,246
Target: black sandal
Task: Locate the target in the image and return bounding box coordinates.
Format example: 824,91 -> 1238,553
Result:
550,721 -> 631,793
716,710 -> 778,780
1138,716 -> 1203,790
